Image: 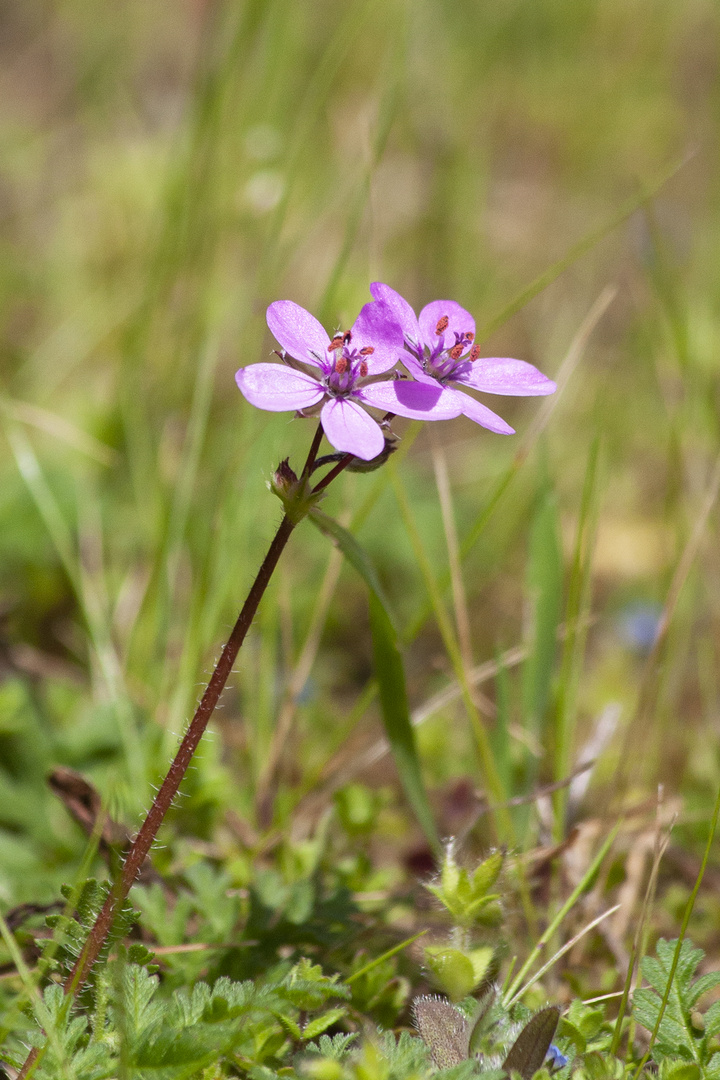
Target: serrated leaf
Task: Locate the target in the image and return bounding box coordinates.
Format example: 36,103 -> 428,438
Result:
686,972 -> 720,1009
704,1001 -> 720,1038
303,1008 -> 347,1040
502,1006 -> 559,1080
305,1032 -> 358,1059
276,1013 -> 303,1040
557,1017 -> 586,1053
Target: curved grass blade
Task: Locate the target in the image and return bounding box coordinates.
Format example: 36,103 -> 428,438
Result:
309,509 -> 440,853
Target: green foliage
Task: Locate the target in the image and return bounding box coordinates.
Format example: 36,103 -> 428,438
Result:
426,846 -> 504,932
41,879 -> 139,987
557,999 -> 614,1056
2,0 -> 720,1076
309,508 -> 439,853
633,938 -> 720,1071
346,952 -> 410,1029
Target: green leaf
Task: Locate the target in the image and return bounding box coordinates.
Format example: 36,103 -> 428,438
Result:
502,1006 -> 559,1080
369,590 -> 441,855
308,509 -> 396,629
276,1013 -> 303,1041
423,948 -> 477,1002
521,485 -> 562,744
308,508 -> 440,853
303,1008 -> 347,1040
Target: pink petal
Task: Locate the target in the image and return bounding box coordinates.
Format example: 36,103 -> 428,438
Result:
321,397 -> 385,460
370,283 -> 420,347
358,380 -> 463,421
266,301 -> 329,368
418,299 -> 476,352
399,353 -> 438,386
453,387 -> 515,434
458,358 -> 557,397
350,301 -> 404,375
236,364 -> 324,412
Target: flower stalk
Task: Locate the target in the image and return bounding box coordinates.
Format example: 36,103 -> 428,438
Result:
16,422 -> 351,1080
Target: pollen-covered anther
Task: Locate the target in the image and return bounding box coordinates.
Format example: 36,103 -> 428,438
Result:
335,355 -> 348,374
448,343 -> 464,361
359,360 -> 368,378
359,346 -> 375,355
435,315 -> 449,335
469,344 -> 481,361
465,331 -> 475,343
328,334 -> 345,351
343,330 -> 352,344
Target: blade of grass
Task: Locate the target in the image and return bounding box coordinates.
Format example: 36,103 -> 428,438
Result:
431,434 -> 475,679
0,395 -> 117,466
552,433 -> 602,840
255,534 -> 345,823
506,903 -> 621,1007
368,590 -> 440,854
521,477 -> 563,759
346,930 -> 428,985
261,0 -> 389,277
387,459 -> 512,843
503,818 -> 621,1006
308,508 -> 440,852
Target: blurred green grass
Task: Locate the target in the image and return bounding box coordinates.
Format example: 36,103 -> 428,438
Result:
0,0 -> 719,910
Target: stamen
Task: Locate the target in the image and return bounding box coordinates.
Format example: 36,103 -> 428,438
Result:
448,343 -> 464,361
435,315 -> 449,335
465,331 -> 475,343
359,360 -> 368,378
335,355 -> 348,374
343,330 -> 352,345
328,334 -> 345,351
359,346 -> 375,355
469,344 -> 480,361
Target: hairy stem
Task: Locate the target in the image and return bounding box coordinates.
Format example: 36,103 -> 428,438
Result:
17,512 -> 296,1079
16,421 -> 357,1079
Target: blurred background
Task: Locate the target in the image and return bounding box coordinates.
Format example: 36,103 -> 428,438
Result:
0,0 -> 719,950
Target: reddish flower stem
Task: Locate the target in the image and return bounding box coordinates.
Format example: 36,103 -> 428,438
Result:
17,420 -> 358,1080
311,453 -> 354,493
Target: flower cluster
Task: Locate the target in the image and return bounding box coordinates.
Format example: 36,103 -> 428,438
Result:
236,284 -> 556,461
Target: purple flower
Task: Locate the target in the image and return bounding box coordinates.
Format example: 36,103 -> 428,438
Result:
370,283 -> 556,434
236,299 -> 460,460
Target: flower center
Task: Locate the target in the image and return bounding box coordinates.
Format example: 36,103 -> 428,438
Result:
408,316 -> 479,383
323,331 -> 374,396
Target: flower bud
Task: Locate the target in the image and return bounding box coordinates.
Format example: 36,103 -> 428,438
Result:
271,457 -> 298,494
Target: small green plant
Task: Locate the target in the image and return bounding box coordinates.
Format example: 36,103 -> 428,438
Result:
422,845 -> 503,1001
633,938 -> 720,1075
